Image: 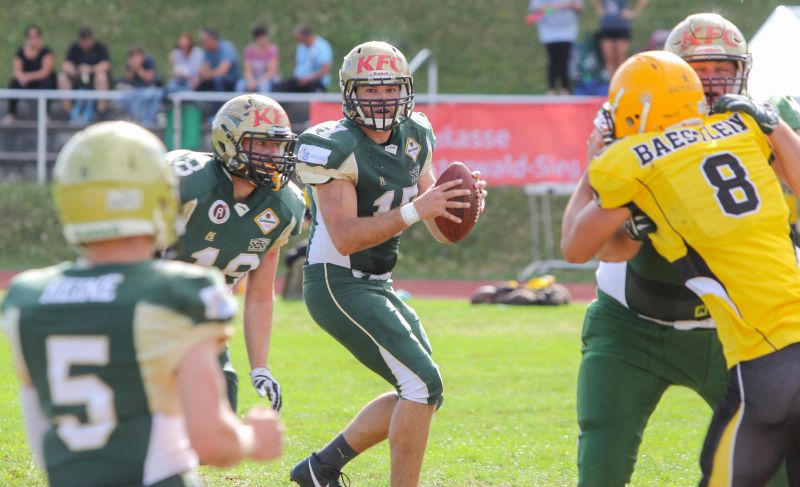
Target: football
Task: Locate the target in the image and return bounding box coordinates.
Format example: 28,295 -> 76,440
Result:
434,161 -> 480,243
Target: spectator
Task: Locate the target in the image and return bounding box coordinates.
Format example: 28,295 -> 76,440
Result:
57,25 -> 111,117
274,23 -> 332,93
2,25 -> 56,124
591,0 -> 648,78
196,28 -> 240,92
167,32 -> 204,94
236,24 -> 280,93
117,44 -> 163,126
4,25 -> 56,124
527,0 -> 584,95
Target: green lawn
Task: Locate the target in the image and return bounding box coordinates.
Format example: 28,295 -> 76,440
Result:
0,298 -> 711,486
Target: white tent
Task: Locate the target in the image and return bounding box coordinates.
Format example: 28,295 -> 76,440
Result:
748,5 -> 800,100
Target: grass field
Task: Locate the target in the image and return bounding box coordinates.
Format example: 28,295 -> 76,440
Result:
0,296 -> 714,486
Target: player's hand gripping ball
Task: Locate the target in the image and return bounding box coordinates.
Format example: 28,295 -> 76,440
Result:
434,162 -> 480,243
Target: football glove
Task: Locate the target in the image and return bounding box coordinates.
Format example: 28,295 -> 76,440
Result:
713,94 -> 780,134
625,207 -> 656,241
593,102 -> 615,145
768,95 -> 800,131
250,367 -> 282,411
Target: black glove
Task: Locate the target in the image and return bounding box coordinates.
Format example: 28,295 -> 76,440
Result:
625,208 -> 656,241
713,94 -> 780,134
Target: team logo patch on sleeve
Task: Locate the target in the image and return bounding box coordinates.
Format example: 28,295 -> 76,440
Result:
297,144 -> 332,165
405,137 -> 421,162
254,208 -> 281,235
209,200 -> 230,224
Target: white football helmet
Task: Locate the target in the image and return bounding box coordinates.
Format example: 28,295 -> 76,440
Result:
211,94 -> 297,189
339,41 -> 414,131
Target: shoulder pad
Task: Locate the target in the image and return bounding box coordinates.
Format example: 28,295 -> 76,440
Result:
297,121 -> 361,170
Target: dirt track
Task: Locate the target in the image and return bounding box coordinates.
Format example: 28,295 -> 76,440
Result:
0,271 -> 596,302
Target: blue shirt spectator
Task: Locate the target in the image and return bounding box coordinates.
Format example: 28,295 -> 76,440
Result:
274,24 -> 332,93
196,27 -> 240,91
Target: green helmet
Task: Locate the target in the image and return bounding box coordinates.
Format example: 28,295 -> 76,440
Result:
210,94 -> 297,190
339,41 -> 414,131
664,13 -> 751,96
53,121 -> 178,249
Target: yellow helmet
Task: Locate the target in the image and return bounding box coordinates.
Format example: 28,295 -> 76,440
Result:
53,121 -> 178,249
339,41 -> 414,131
608,50 -> 706,139
664,13 -> 750,97
211,94 -> 297,189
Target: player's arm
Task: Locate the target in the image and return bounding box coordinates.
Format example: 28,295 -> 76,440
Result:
20,385 -> 46,467
243,248 -> 282,410
561,172 -> 632,263
769,121 -> 800,196
316,177 -> 469,255
178,337 -> 283,466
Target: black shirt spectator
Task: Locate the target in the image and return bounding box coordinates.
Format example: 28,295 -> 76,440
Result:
65,41 -> 110,82
58,25 -> 112,115
4,25 -> 56,123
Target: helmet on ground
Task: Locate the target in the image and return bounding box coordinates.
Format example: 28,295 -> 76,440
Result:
53,121 -> 178,249
664,13 -> 750,97
340,41 -> 414,131
211,94 -> 297,190
608,50 -> 706,138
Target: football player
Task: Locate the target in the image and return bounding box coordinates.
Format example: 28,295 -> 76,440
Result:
288,41 -> 486,486
168,94 -> 306,413
0,121 -> 284,487
571,13 -> 800,487
562,50 -> 800,485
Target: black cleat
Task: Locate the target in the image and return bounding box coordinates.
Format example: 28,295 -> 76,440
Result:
289,453 -> 349,487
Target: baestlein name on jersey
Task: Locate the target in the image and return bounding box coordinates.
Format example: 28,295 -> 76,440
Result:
631,112 -> 749,166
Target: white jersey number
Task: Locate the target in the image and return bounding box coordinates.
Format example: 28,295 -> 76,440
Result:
372,186 -> 419,215
46,335 -> 117,451
190,247 -> 261,282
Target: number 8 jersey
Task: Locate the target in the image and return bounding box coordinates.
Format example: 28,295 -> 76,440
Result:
168,151 -> 306,286
589,111 -> 800,367
295,114 -> 435,276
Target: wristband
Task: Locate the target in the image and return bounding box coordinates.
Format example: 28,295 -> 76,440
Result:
400,202 -> 420,226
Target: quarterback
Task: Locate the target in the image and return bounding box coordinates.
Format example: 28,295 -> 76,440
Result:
573,13 -> 800,487
288,41 -> 486,486
562,50 -> 800,485
0,122 -> 283,487
168,94 -> 306,412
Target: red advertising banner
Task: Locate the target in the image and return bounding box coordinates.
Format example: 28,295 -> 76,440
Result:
310,99 -> 605,187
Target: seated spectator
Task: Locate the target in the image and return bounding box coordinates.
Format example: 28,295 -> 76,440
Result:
4,25 -> 56,124
117,44 -> 163,126
167,32 -> 204,94
235,24 -> 280,93
57,25 -> 111,118
196,28 -> 240,91
273,23 -> 332,93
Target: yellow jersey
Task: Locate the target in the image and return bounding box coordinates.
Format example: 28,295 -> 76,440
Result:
589,111 -> 800,367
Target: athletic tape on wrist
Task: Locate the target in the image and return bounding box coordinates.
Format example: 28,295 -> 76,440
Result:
400,203 -> 420,225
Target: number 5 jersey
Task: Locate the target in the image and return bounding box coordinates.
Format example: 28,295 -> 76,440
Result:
0,260 -> 235,486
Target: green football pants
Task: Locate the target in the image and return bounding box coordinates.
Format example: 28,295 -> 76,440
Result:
303,263 -> 443,407
577,291 -> 728,487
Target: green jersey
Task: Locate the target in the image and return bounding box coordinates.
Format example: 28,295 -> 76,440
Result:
295,114 -> 435,275
168,151 -> 306,285
597,243 -> 711,324
0,260 -> 235,487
